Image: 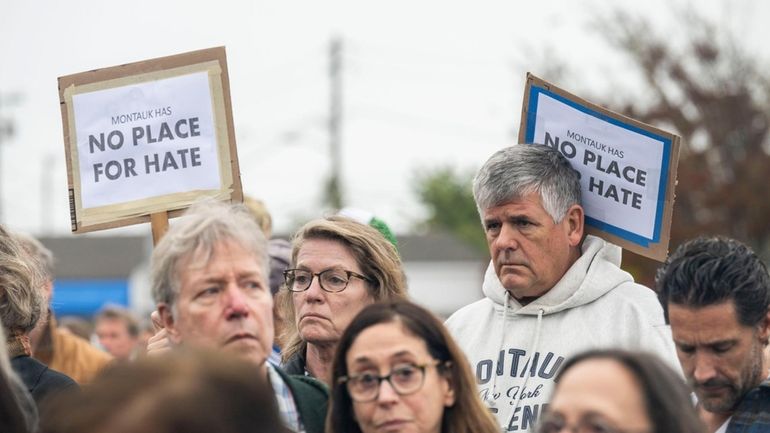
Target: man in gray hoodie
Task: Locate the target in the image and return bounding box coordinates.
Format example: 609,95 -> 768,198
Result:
445,144 -> 679,432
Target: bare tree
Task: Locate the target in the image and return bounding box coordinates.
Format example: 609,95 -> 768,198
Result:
593,8 -> 770,284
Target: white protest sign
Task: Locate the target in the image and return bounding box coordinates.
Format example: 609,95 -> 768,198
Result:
59,47 -> 242,233
519,74 -> 679,261
73,71 -> 220,208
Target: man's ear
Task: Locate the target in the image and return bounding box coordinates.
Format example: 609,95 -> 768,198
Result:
564,204 -> 584,247
758,309 -> 770,345
157,303 -> 181,343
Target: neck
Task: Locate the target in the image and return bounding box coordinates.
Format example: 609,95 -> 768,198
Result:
699,406 -> 731,433
306,341 -> 337,386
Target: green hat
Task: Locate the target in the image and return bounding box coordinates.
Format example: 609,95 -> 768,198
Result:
338,207 -> 397,249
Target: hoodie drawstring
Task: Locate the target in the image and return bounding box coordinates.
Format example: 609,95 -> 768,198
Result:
488,290 -> 510,411
504,307 -> 544,430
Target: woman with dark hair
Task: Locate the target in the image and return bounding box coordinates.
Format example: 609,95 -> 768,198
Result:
538,349 -> 704,433
327,300 -> 499,433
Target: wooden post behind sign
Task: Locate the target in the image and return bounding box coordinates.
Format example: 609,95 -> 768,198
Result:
151,212 -> 170,246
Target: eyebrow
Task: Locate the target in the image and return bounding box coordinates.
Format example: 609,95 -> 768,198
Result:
675,338 -> 737,347
194,270 -> 261,284
351,349 -> 413,365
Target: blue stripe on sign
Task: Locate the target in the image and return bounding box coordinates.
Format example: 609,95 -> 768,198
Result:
51,279 -> 129,317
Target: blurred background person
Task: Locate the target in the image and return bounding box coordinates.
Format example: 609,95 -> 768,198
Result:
0,323 -> 39,433
56,316 -> 94,342
539,349 -> 704,433
268,237 -> 292,366
243,195 -> 273,239
243,195 -> 291,365
278,216 -> 408,385
0,225 -> 78,412
94,305 -> 141,361
14,232 -> 112,383
327,300 -> 499,433
41,349 -> 288,433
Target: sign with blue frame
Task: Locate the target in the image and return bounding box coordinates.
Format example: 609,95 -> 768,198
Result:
519,73 -> 679,261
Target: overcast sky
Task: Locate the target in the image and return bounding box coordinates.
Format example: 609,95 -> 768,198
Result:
1,0 -> 768,237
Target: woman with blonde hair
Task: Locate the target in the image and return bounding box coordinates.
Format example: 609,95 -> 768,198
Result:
278,216 -> 407,385
327,300 -> 499,433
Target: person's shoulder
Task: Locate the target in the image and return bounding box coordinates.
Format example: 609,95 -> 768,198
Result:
53,328 -> 113,364
609,280 -> 661,306
273,366 -> 328,400
12,356 -> 79,402
446,297 -> 494,325
39,365 -> 79,391
273,367 -> 328,433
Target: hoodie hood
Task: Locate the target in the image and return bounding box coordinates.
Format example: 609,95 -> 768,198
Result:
483,235 -> 632,316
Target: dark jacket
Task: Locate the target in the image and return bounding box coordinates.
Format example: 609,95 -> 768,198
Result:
11,355 -> 79,406
274,366 -> 328,433
282,352 -> 307,377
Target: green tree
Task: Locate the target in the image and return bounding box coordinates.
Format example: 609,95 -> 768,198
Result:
412,166 -> 488,254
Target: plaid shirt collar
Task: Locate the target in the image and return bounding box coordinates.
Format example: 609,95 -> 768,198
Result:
726,378 -> 770,433
266,363 -> 306,433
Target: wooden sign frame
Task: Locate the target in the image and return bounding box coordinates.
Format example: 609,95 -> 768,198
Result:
519,73 -> 680,262
58,47 -> 243,236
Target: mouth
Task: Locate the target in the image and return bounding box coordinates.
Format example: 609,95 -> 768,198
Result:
301,313 -> 329,321
376,419 -> 410,430
498,262 -> 528,273
225,333 -> 258,344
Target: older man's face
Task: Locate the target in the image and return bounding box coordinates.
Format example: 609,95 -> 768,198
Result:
162,239 -> 273,366
482,192 -> 583,301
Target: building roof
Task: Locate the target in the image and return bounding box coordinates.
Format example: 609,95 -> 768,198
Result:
397,232 -> 488,262
40,235 -> 149,278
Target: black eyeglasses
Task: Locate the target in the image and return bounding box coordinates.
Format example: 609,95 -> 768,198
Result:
338,361 -> 450,402
283,268 -> 372,293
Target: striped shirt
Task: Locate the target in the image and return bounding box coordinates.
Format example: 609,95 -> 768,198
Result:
267,363 -> 306,433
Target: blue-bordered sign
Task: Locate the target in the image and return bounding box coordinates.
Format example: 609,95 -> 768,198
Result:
519,73 -> 679,261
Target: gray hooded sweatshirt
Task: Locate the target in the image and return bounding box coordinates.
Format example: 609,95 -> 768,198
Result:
445,235 -> 680,433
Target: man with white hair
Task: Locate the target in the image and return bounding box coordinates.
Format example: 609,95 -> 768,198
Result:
150,200 -> 327,433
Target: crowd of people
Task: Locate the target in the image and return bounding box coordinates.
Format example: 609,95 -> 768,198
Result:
1,143 -> 769,432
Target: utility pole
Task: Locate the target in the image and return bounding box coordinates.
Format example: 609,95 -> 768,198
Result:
0,92 -> 22,224
325,36 -> 344,209
41,153 -> 57,234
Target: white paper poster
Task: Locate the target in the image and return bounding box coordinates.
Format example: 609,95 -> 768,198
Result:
522,84 -> 675,250
72,71 -> 221,209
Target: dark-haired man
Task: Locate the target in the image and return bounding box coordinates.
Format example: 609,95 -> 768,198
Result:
657,236 -> 770,433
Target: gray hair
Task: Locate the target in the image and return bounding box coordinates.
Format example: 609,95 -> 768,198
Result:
151,200 -> 269,307
473,144 -> 581,222
0,225 -> 45,336
13,232 -> 55,282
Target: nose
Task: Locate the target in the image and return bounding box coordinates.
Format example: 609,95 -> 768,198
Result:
376,377 -> 399,405
692,352 -> 718,383
494,223 -> 520,252
302,274 -> 326,303
224,284 -> 250,319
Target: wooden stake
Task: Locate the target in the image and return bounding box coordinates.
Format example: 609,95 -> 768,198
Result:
151,212 -> 170,246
